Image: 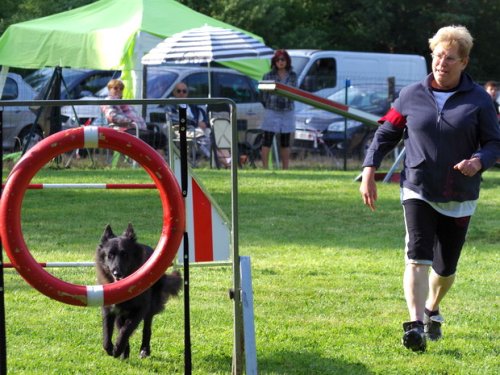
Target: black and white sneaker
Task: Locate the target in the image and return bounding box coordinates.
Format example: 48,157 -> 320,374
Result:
424,313 -> 444,341
402,321 -> 427,352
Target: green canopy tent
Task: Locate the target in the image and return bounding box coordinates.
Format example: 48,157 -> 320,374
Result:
0,0 -> 270,98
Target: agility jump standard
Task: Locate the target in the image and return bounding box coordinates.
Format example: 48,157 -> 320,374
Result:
0,97 -> 252,375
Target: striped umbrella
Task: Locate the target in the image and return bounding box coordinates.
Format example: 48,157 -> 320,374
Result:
141,25 -> 274,96
142,25 -> 273,64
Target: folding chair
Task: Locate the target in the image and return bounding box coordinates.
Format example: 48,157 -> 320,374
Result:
239,129 -> 263,168
151,111 -> 203,166
210,117 -> 232,169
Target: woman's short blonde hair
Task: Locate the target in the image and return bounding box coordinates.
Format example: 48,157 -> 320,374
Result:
107,79 -> 124,90
428,25 -> 474,58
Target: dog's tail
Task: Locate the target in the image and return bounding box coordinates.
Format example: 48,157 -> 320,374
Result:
151,270 -> 183,315
164,270 -> 183,297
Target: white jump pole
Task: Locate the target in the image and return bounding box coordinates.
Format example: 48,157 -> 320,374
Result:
240,256 -> 257,374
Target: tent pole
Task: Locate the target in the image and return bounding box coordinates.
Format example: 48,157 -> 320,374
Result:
208,63 -> 212,98
24,67 -> 63,155
0,66 -> 9,95
142,66 -> 148,118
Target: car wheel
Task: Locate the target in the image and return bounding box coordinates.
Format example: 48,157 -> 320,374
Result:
15,126 -> 43,152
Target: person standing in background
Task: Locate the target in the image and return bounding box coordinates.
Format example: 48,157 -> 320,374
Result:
484,80 -> 499,117
260,49 -> 298,169
359,25 -> 500,352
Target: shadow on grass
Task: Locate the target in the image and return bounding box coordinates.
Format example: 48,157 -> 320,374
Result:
197,351 -> 372,375
257,350 -> 372,374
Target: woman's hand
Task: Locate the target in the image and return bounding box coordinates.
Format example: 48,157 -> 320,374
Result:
360,166 -> 378,211
453,157 -> 482,177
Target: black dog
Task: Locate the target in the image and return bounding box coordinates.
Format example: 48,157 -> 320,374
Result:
95,223 -> 182,359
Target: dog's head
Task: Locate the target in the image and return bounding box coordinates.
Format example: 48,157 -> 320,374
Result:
96,223 -> 146,282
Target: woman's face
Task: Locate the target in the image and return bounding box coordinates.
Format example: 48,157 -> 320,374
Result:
275,56 -> 288,70
431,43 -> 468,90
109,85 -> 124,98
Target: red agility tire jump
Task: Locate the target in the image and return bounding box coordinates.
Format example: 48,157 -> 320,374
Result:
0,126 -> 185,307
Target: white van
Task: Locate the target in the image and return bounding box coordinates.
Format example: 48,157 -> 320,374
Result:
287,50 -> 427,158
288,49 -> 428,92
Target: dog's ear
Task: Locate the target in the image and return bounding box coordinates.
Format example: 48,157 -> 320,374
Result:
101,224 -> 115,243
123,223 -> 137,242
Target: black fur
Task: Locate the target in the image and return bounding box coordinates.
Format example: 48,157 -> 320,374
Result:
95,223 -> 182,359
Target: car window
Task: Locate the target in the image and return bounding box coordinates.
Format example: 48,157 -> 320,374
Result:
66,72 -> 118,99
300,58 -> 337,92
65,72 -> 118,99
24,68 -> 53,92
290,56 -> 309,77
216,73 -> 255,103
1,77 -> 18,100
328,87 -> 365,105
183,73 -> 209,98
147,71 -> 178,98
25,68 -> 118,99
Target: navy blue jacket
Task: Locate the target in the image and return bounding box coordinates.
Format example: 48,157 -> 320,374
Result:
363,73 -> 500,202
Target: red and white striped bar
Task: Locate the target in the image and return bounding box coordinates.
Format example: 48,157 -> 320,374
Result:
257,80 -> 380,127
3,262 -> 94,268
2,183 -> 156,189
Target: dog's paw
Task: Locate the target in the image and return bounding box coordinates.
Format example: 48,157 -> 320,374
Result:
113,344 -> 131,359
104,343 -> 114,356
140,348 -> 151,359
112,345 -> 123,358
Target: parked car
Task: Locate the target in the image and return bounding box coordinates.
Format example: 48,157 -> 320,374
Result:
1,73 -> 40,151
288,49 -> 427,93
24,68 -> 120,135
24,68 -> 120,99
293,85 -> 395,158
146,66 -> 264,140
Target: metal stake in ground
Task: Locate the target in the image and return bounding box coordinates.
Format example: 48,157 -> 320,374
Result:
178,106 -> 192,375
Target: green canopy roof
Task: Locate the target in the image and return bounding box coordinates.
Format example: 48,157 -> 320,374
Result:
0,0 -> 270,97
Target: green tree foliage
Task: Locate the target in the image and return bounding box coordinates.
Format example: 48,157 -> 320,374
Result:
1,0 -> 499,80
0,0 -> 96,34
180,0 -> 500,80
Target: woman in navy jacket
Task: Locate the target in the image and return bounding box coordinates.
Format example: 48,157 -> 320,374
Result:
360,25 -> 500,352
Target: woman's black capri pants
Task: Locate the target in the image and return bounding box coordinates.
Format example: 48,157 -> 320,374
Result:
402,199 -> 471,277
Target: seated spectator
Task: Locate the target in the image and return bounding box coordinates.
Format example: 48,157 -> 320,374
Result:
168,82 -> 209,130
100,79 -> 166,150
100,79 -> 147,130
168,82 -> 211,159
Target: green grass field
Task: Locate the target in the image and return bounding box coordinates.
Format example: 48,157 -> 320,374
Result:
1,164 -> 499,374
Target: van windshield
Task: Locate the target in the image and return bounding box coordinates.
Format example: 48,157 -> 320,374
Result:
290,56 -> 309,76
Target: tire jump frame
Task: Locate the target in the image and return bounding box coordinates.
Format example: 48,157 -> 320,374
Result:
0,98 -> 252,375
0,126 -> 185,307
